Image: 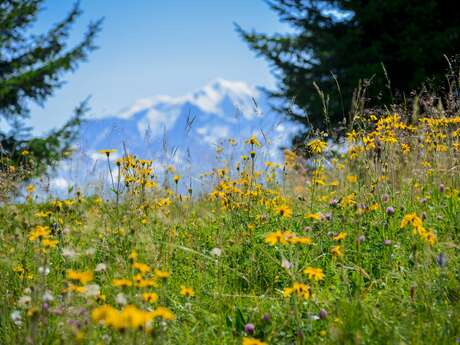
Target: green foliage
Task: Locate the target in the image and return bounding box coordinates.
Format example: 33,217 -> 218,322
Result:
0,0 -> 102,177
237,0 -> 460,143
1,107 -> 460,344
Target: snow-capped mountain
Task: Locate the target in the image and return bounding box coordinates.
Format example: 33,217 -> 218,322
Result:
53,79 -> 300,192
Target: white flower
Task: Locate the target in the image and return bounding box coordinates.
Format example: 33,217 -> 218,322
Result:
23,288 -> 32,295
210,247 -> 222,257
38,266 -> 50,276
84,284 -> 101,298
95,263 -> 107,272
42,290 -> 54,302
115,293 -> 127,306
11,310 -> 22,326
281,258 -> 292,270
18,295 -> 31,308
62,247 -> 78,259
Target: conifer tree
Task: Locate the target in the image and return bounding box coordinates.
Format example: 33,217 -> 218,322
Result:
237,0 -> 460,144
0,0 -> 102,177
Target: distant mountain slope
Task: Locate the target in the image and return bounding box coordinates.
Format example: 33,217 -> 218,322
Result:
53,79 -> 301,192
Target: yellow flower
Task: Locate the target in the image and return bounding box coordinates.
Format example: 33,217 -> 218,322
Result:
346,175 -> 358,183
92,304 -> 157,331
346,130 -> 358,143
154,269 -> 170,279
307,139 -> 327,154
333,232 -> 347,241
283,282 -> 311,300
242,337 -> 267,345
26,184 -> 36,194
401,143 -> 410,154
303,267 -> 325,281
288,236 -> 313,245
180,286 -> 195,297
340,193 -> 356,207
41,238 -> 58,249
151,306 -> 175,320
63,284 -> 87,294
67,270 -> 93,285
275,205 -> 292,218
35,211 -> 51,218
173,175 -> 181,183
135,278 -> 158,288
142,292 -> 158,303
132,262 -> 151,274
423,231 -> 437,245
400,213 -> 423,229
264,231 -> 289,245
98,149 -> 117,156
28,226 -> 50,241
128,250 -> 138,262
305,213 -> 321,220
245,135 -> 261,147
331,245 -> 343,257
123,305 -> 150,329
112,279 -> 133,287
368,203 -> 380,212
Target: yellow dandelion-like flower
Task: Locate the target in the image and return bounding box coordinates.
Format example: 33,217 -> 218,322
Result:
112,279 -> 133,287
67,270 -> 93,285
41,238 -> 58,249
151,306 -> 175,320
331,245 -> 343,257
242,337 -> 267,345
333,231 -> 347,241
245,135 -> 261,147
142,292 -> 159,303
346,175 -> 358,183
275,205 -> 292,218
400,213 -> 423,229
98,149 -> 117,156
346,130 -> 358,143
423,231 -> 437,245
132,262 -> 151,274
136,278 -> 158,288
154,269 -> 170,279
305,213 -> 322,220
288,236 -> 313,245
303,267 -> 325,281
307,139 -> 327,154
264,231 -> 296,245
180,286 -> 195,297
283,282 -> 311,300
128,250 -> 138,262
26,184 -> 36,194
28,226 -> 50,241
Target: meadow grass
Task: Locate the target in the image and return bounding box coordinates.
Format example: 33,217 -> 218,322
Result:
0,112 -> 459,345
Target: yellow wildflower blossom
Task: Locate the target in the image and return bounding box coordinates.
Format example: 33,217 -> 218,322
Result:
180,286 -> 195,297
303,267 -> 325,281
242,337 -> 267,345
67,270 -> 93,284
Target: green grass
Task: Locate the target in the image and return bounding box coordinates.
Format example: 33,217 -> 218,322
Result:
1,114 -> 460,345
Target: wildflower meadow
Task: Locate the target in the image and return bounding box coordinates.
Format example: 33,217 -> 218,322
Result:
1,111 -> 459,345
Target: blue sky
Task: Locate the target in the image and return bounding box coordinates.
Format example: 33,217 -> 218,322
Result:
27,0 -> 288,133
